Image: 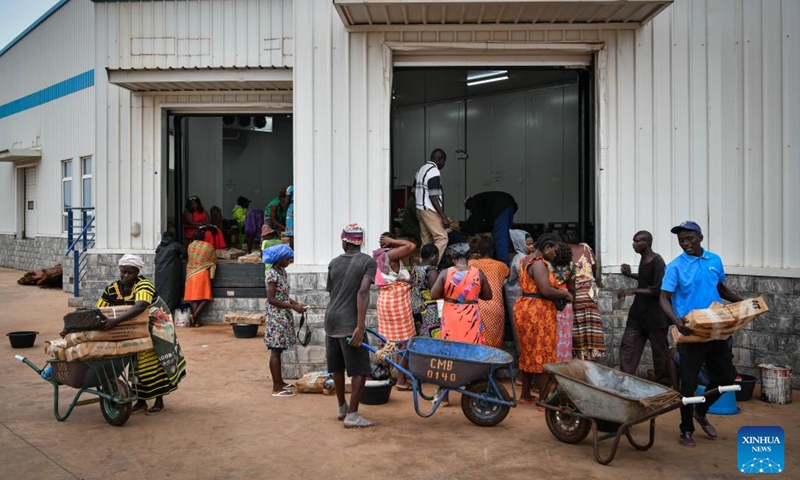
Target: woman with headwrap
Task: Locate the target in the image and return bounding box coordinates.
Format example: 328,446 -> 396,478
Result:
514,234 -> 574,405
184,230 -> 217,327
96,254 -> 186,415
504,230 -> 533,355
373,232 -> 417,390
262,244 -> 307,397
431,242 -> 492,405
154,231 -> 186,312
431,242 -> 492,345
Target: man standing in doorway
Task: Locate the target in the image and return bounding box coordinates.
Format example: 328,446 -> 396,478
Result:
415,149 -> 449,261
325,223 -> 377,428
659,221 -> 742,448
460,191 -> 518,264
618,230 -> 669,384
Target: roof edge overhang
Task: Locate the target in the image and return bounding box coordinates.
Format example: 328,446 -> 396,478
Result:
107,67 -> 293,93
333,0 -> 673,31
0,148 -> 42,163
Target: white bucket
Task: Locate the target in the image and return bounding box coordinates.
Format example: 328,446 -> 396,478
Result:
759,364 -> 793,405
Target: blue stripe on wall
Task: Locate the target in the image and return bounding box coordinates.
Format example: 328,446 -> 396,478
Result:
0,70 -> 94,120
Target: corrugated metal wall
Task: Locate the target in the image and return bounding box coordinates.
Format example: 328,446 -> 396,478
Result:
99,0 -> 293,69
294,0 -> 800,274
0,0 -> 95,236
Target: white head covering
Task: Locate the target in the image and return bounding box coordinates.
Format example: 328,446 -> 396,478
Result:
119,254 -> 145,271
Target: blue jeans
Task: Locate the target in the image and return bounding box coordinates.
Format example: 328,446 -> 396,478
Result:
492,206 -> 515,264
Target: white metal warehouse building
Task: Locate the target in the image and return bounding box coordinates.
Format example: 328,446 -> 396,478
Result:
0,0 -> 798,379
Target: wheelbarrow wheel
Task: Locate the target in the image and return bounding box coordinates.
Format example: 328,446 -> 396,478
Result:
461,380 -> 511,427
545,393 -> 591,444
99,379 -> 132,427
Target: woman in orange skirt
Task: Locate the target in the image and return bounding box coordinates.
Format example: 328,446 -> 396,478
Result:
468,237 -> 510,349
514,233 -> 574,404
185,230 -> 217,327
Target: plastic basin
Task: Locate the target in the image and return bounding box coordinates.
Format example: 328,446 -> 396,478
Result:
7,331 -> 38,348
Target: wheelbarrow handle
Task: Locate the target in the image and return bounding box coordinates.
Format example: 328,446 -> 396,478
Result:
718,385 -> 742,393
682,396 -> 706,405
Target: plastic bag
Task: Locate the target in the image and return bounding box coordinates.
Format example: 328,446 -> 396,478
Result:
295,371 -> 332,393
370,362 -> 391,381
174,309 -> 191,328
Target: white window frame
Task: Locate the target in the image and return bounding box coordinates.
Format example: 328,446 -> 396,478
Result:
81,156 -> 93,210
62,159 -> 73,233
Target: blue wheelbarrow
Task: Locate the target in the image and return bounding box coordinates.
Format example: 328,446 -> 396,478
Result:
353,328 -> 517,427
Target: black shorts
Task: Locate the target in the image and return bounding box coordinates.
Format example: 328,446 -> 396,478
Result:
326,336 -> 371,377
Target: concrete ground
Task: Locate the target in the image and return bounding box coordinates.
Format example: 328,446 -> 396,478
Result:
0,267 -> 797,480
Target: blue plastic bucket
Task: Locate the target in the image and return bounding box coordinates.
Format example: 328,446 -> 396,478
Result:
696,385 -> 740,415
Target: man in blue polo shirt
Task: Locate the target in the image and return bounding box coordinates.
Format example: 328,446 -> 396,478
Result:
659,221 -> 742,448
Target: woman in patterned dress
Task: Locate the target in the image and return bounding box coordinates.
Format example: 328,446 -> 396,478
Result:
562,231 -> 607,361
551,243 -> 577,362
373,233 -> 417,390
97,254 -> 186,415
431,242 -> 492,404
184,230 -> 217,327
410,243 -> 441,338
263,245 -> 308,397
468,237 -> 510,349
514,234 -> 574,404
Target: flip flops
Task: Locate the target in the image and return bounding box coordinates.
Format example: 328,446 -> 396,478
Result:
271,389 -> 295,397
131,403 -> 148,415
146,405 -> 166,415
395,384 -> 413,391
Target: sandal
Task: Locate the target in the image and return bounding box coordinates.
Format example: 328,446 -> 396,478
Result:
271,389 -> 296,397
146,405 -> 166,415
395,383 -> 413,391
131,403 -> 148,415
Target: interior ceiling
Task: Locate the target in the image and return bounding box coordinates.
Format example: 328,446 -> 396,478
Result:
392,68 -> 578,108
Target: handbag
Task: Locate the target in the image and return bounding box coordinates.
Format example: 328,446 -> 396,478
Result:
296,312 -> 312,347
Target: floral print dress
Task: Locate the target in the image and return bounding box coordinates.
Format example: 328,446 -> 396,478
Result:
264,267 -> 296,349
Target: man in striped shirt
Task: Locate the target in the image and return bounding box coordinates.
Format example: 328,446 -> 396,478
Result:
414,148 -> 449,261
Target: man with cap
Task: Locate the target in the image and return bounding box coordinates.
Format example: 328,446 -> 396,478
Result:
325,223 -> 378,428
659,221 -> 742,447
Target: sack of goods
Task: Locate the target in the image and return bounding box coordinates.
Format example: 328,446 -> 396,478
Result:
47,306 -> 153,361
671,297 -> 769,343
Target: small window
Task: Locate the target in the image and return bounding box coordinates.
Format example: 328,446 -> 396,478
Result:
62,160 -> 72,232
27,201 -> 35,211
81,156 -> 92,208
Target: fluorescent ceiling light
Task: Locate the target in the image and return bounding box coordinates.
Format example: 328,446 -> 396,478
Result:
467,75 -> 509,86
467,70 -> 508,81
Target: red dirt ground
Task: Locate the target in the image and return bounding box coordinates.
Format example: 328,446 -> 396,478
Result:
0,267 -> 797,479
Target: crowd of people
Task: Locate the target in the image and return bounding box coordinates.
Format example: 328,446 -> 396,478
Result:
123,151 -> 741,446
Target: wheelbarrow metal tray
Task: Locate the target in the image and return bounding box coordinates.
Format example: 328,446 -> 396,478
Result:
544,360 -> 672,424
407,337 -> 513,388
49,355 -> 134,389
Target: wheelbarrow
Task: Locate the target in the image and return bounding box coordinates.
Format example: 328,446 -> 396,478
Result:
536,360 -> 741,465
354,328 -> 517,426
16,354 -> 139,426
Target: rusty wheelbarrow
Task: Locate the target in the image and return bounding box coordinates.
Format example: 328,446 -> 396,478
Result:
536,360 -> 740,465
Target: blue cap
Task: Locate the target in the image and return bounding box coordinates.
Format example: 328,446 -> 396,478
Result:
670,221 -> 702,235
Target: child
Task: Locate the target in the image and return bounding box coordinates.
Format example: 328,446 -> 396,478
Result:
262,244 -> 307,397
410,243 -> 441,338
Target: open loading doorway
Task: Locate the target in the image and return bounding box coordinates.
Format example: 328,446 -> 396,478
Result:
168,114 -> 293,247
391,66 -> 595,253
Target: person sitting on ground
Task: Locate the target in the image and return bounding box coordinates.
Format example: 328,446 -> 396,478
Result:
514,234 -> 574,405
410,243 -> 441,339
97,254 -> 186,415
325,223 -> 378,428
660,221 -> 742,448
618,230 -> 670,385
468,237 -> 510,349
373,232 -> 417,391
185,230 -> 217,327
263,244 -> 308,397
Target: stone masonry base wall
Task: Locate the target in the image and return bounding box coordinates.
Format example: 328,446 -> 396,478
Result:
25,249 -> 800,385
